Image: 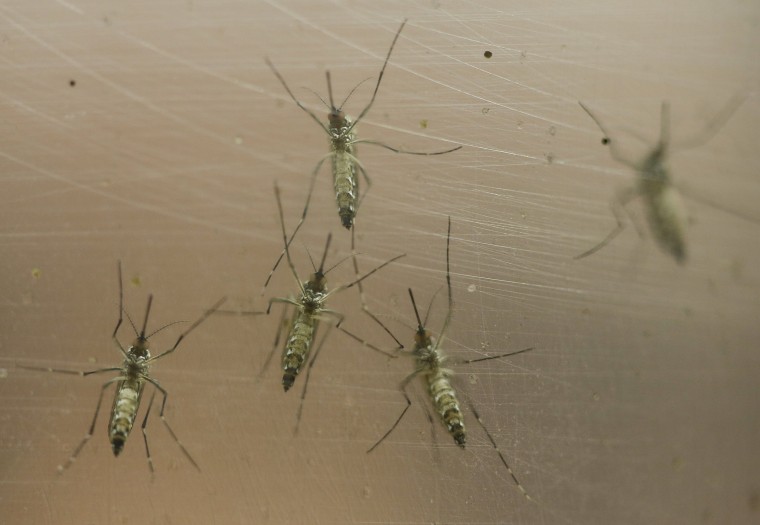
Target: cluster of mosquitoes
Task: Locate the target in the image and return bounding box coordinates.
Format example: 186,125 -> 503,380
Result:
21,20 -> 746,500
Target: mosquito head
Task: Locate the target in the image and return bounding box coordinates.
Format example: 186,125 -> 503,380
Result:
306,233 -> 332,293
129,294 -> 153,359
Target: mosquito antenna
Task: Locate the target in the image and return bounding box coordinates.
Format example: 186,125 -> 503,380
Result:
148,297 -> 227,363
318,233 -> 333,274
265,57 -> 329,133
408,288 -> 424,330
304,242 -> 317,273
124,308 -> 141,339
146,320 -> 187,340
347,19 -> 408,133
303,87 -> 330,110
338,77 -> 373,111
139,295 -> 154,340
324,253 -> 354,275
274,183 -> 305,294
422,285 -> 444,328
329,253 -> 405,295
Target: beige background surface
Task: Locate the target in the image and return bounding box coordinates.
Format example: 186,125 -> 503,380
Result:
1,1 -> 759,524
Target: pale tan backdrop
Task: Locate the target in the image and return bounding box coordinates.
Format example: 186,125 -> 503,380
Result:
1,1 -> 758,524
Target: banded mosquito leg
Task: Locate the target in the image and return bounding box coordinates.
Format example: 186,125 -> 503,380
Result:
319,308 -> 397,359
353,139 -> 463,156
147,378 -> 201,472
260,156 -> 329,295
575,186 -> 639,260
452,346 -> 534,367
294,323 -> 333,436
59,376 -> 125,473
350,227 -> 404,350
469,402 -> 532,501
258,305 -> 291,381
366,369 -> 420,453
140,390 -> 158,474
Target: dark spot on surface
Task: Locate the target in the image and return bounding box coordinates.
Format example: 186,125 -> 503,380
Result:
69,79 -> 76,87
484,50 -> 493,58
601,137 -> 610,145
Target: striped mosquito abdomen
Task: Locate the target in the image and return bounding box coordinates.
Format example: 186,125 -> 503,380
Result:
426,366 -> 466,447
282,309 -> 316,391
640,176 -> 687,263
108,375 -> 146,456
331,125 -> 358,229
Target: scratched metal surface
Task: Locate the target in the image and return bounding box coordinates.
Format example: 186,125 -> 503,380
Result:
1,1 -> 759,524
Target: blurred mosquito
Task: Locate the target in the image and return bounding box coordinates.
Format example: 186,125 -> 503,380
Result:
263,183 -> 404,432
576,95 -> 746,264
265,19 -> 462,230
367,218 -> 534,499
19,262 -> 226,473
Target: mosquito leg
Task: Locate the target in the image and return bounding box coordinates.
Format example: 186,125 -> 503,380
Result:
578,101 -> 639,168
452,347 -> 534,366
149,297 -> 227,362
354,139 -> 462,156
259,305 -> 290,381
294,324 -> 333,436
575,186 -> 639,260
140,390 -> 157,474
17,364 -> 123,377
334,323 -> 398,359
353,157 -> 371,213
469,403 -> 532,501
351,227 -> 403,349
265,57 -> 330,133
420,400 -> 441,464
267,296 -> 300,315
261,156 -> 329,294
58,376 -> 124,473
367,369 -> 419,453
147,378 -> 200,472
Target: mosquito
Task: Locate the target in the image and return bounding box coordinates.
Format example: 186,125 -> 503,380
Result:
19,262 -> 226,473
265,19 -> 462,230
367,217 -> 534,499
263,183 -> 404,431
576,95 -> 745,263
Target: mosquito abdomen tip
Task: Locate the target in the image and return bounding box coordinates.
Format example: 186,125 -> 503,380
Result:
111,438 -> 125,456
282,374 -> 295,392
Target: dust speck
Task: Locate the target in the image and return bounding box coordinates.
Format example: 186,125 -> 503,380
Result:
467,284 -> 476,293
483,50 -> 493,59
31,268 -> 41,279
419,119 -> 428,129
130,276 -> 141,287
